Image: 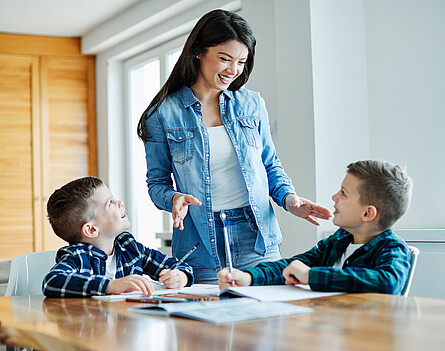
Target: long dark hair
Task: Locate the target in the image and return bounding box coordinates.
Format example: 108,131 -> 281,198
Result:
137,9 -> 256,141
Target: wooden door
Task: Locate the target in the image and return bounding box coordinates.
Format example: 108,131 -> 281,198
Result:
0,55 -> 42,258
0,34 -> 97,259
40,56 -> 97,251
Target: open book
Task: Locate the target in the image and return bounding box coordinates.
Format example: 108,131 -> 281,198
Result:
219,284 -> 343,301
95,284 -> 342,302
127,297 -> 313,323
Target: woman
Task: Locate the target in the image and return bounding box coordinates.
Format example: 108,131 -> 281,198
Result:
137,9 -> 332,283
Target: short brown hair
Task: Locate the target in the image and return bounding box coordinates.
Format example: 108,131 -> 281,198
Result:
347,160 -> 413,230
47,177 -> 104,243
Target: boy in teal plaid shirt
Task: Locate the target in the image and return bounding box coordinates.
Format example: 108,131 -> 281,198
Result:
218,160 -> 413,294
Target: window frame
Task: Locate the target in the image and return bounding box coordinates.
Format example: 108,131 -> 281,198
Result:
122,35 -> 186,245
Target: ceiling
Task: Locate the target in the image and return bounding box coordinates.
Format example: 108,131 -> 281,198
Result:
0,0 -> 142,37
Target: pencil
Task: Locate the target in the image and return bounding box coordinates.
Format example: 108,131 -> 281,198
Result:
221,213 -> 235,286
170,242 -> 200,270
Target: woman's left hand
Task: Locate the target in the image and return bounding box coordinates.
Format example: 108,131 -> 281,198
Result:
285,194 -> 332,226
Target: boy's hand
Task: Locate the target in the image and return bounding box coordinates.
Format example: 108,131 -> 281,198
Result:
158,269 -> 188,289
105,274 -> 155,295
172,193 -> 201,230
285,194 -> 333,226
282,260 -> 310,285
217,268 -> 252,289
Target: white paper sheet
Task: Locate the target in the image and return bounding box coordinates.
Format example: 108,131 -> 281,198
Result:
219,284 -> 343,301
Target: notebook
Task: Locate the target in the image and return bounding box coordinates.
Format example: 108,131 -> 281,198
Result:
127,297 -> 313,323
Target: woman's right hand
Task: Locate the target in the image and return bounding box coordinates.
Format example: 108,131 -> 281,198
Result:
172,193 -> 201,230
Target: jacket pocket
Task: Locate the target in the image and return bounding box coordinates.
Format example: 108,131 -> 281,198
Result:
166,129 -> 194,164
237,116 -> 260,148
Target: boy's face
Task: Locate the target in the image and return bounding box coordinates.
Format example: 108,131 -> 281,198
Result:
331,173 -> 368,232
90,185 -> 131,238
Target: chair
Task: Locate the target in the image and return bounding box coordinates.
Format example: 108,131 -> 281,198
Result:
5,250 -> 57,296
401,245 -> 420,297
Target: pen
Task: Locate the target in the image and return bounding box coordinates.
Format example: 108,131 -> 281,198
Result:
170,242 -> 200,270
221,213 -> 235,286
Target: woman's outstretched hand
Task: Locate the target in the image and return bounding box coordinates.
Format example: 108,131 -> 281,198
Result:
285,194 -> 332,226
172,193 -> 201,230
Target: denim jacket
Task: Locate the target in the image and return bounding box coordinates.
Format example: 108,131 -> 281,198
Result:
143,86 -> 295,270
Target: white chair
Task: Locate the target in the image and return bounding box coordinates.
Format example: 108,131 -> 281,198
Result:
5,250 -> 57,296
401,245 -> 420,297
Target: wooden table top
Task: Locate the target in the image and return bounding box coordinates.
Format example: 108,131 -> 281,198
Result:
1,293 -> 445,351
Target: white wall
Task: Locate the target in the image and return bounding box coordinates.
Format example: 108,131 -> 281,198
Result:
242,0 -> 319,256
365,0 -> 445,229
363,0 -> 445,298
241,0 -> 445,258
242,0 -> 371,256
310,0 -> 370,236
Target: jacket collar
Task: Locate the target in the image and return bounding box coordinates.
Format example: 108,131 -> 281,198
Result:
179,86 -> 234,108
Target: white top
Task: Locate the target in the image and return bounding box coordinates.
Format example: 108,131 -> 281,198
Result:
332,242 -> 363,269
105,250 -> 117,279
208,125 -> 249,211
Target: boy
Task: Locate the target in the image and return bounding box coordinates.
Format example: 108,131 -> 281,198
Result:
43,176 -> 194,297
218,160 -> 413,294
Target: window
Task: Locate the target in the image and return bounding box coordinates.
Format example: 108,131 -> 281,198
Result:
125,37 -> 185,248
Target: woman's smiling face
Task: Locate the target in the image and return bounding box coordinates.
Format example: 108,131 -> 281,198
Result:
194,40 -> 248,93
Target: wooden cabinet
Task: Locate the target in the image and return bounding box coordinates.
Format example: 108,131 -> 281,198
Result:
0,34 -> 96,259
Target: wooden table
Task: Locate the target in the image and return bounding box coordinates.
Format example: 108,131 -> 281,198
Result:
1,293 -> 445,350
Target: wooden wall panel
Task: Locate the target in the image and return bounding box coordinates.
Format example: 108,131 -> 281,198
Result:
41,56 -> 96,251
0,33 -> 82,57
0,55 -> 40,258
0,34 -> 97,258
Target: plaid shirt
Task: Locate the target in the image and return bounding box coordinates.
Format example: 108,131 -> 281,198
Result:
244,228 -> 410,294
43,232 -> 195,297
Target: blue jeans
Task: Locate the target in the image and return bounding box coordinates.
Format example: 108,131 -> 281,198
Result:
193,206 -> 282,283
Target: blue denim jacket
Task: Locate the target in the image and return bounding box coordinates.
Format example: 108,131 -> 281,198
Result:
143,86 -> 295,270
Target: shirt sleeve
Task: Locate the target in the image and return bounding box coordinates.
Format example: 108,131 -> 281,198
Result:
244,257 -> 294,285
244,241 -> 326,286
42,250 -> 111,297
308,240 -> 410,294
256,93 -> 296,208
144,110 -> 177,212
137,240 -> 195,287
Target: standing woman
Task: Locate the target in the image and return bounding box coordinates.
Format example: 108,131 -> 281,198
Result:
137,9 -> 332,283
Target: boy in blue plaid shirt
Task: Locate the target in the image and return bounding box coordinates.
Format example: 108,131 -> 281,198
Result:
43,177 -> 194,297
218,160 -> 413,294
